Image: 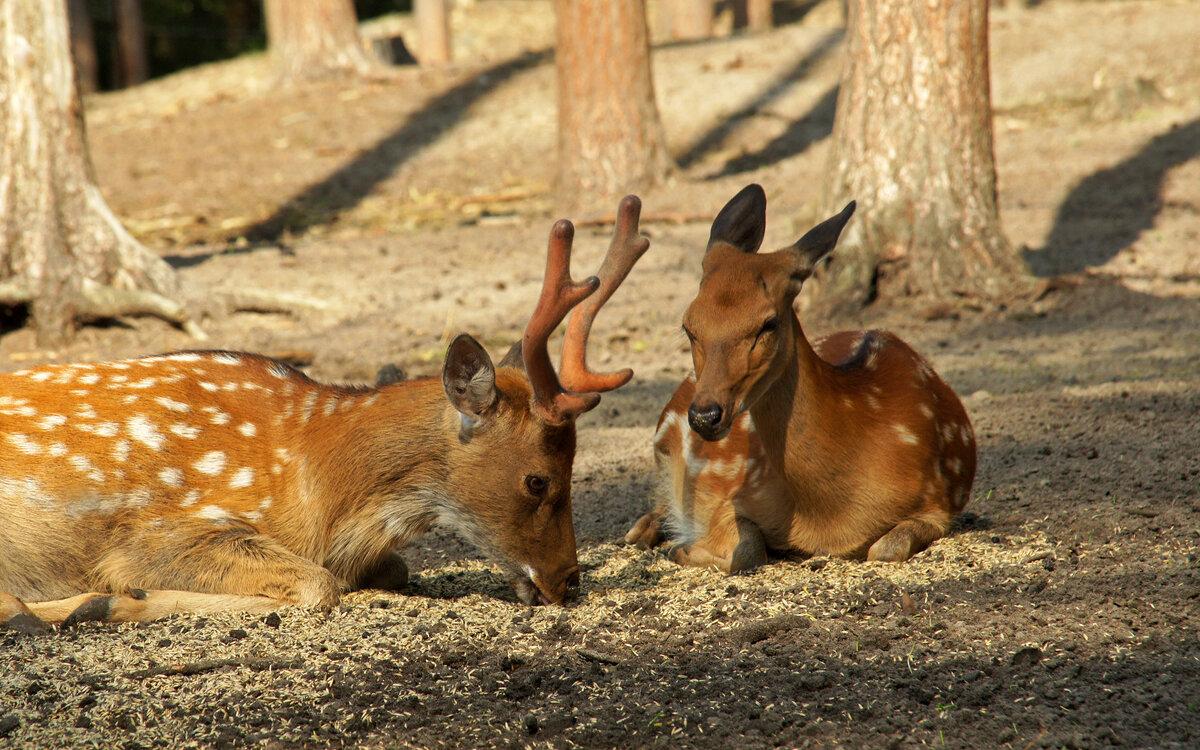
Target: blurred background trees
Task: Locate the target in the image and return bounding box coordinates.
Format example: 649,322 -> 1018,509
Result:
1,0 -> 201,344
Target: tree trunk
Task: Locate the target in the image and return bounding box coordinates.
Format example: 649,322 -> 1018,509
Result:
415,0 -> 452,66
733,0 -> 773,32
818,0 -> 1025,309
66,0 -> 98,94
554,0 -> 672,213
0,0 -> 200,346
668,0 -> 715,40
263,0 -> 377,83
113,0 -> 147,88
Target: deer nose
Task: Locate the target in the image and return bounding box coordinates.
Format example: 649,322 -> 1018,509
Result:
688,402 -> 724,436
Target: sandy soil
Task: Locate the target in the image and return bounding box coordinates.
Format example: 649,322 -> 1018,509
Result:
1,1 -> 1199,748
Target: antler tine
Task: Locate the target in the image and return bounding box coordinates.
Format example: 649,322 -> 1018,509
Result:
559,195 -> 651,394
523,219 -> 602,424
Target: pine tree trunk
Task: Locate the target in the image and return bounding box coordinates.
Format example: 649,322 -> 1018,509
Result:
66,0 -> 98,94
733,0 -> 773,32
0,0 -> 198,346
554,0 -> 672,213
818,0 -> 1025,309
263,0 -> 376,83
668,0 -> 715,40
415,0 -> 452,66
114,0 -> 147,88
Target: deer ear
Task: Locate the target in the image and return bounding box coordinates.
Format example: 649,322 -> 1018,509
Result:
788,201 -> 856,280
497,341 -> 525,371
707,184 -> 767,255
442,334 -> 497,423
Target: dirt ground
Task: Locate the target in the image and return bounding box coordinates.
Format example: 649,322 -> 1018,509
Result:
2,1 -> 1199,747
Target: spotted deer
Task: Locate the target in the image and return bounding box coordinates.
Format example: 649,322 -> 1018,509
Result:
0,197 -> 650,631
624,185 -> 976,572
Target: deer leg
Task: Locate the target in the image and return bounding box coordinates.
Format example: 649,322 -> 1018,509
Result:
356,550 -> 410,591
867,516 -> 948,562
729,515 -> 768,573
669,505 -> 767,574
15,521 -> 344,625
623,510 -> 665,549
0,592 -> 51,634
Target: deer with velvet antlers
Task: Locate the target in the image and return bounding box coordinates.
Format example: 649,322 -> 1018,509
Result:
0,197 -> 649,631
624,185 -> 976,572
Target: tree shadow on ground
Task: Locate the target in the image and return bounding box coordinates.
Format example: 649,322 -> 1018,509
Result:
675,28 -> 842,170
243,51 -> 551,243
1022,117 -> 1200,277
710,83 -> 837,178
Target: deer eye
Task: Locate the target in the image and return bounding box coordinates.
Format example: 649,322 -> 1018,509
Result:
759,317 -> 779,336
524,475 -> 547,496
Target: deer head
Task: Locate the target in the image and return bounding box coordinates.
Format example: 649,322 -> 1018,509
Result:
682,184 -> 855,440
435,196 -> 650,604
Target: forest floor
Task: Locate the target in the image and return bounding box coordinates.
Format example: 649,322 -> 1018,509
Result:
2,1 -> 1199,748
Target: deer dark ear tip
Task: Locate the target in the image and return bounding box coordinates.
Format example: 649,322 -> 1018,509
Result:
844,200 -> 857,215
619,194 -> 641,212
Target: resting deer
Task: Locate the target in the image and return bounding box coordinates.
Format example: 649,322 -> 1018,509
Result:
0,197 -> 650,630
624,185 -> 976,571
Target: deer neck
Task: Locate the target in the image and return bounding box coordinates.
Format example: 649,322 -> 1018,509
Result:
748,318 -> 835,485
272,378 -> 454,579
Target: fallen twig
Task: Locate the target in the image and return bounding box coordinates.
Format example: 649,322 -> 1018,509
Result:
124,657 -> 301,679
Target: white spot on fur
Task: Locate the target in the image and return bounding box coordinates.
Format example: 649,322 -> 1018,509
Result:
212,353 -> 241,366
919,404 -> 935,419
195,505 -> 231,522
237,422 -> 257,437
75,404 -> 97,419
94,422 -> 119,438
48,442 -> 68,457
112,440 -> 131,462
159,468 -> 184,486
29,371 -> 52,382
156,396 -> 191,412
78,373 -> 101,385
123,394 -> 140,405
194,451 -> 227,475
181,489 -> 202,507
200,382 -> 219,392
229,467 -> 254,489
169,423 -> 201,439
947,457 -> 963,476
866,395 -> 881,410
301,392 -> 318,422
268,362 -> 292,379
323,398 -> 337,417
127,415 -> 166,450
36,414 -> 67,430
201,406 -> 231,425
164,353 -> 202,362
893,424 -> 920,445
960,423 -> 973,444
8,434 -> 42,455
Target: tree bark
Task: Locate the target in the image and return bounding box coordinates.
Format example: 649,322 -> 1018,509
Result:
66,0 -> 98,94
0,0 -> 199,345
733,0 -> 773,32
554,0 -> 672,213
668,0 -> 715,41
262,0 -> 377,83
415,0 -> 452,66
818,0 -> 1025,309
113,0 -> 147,88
